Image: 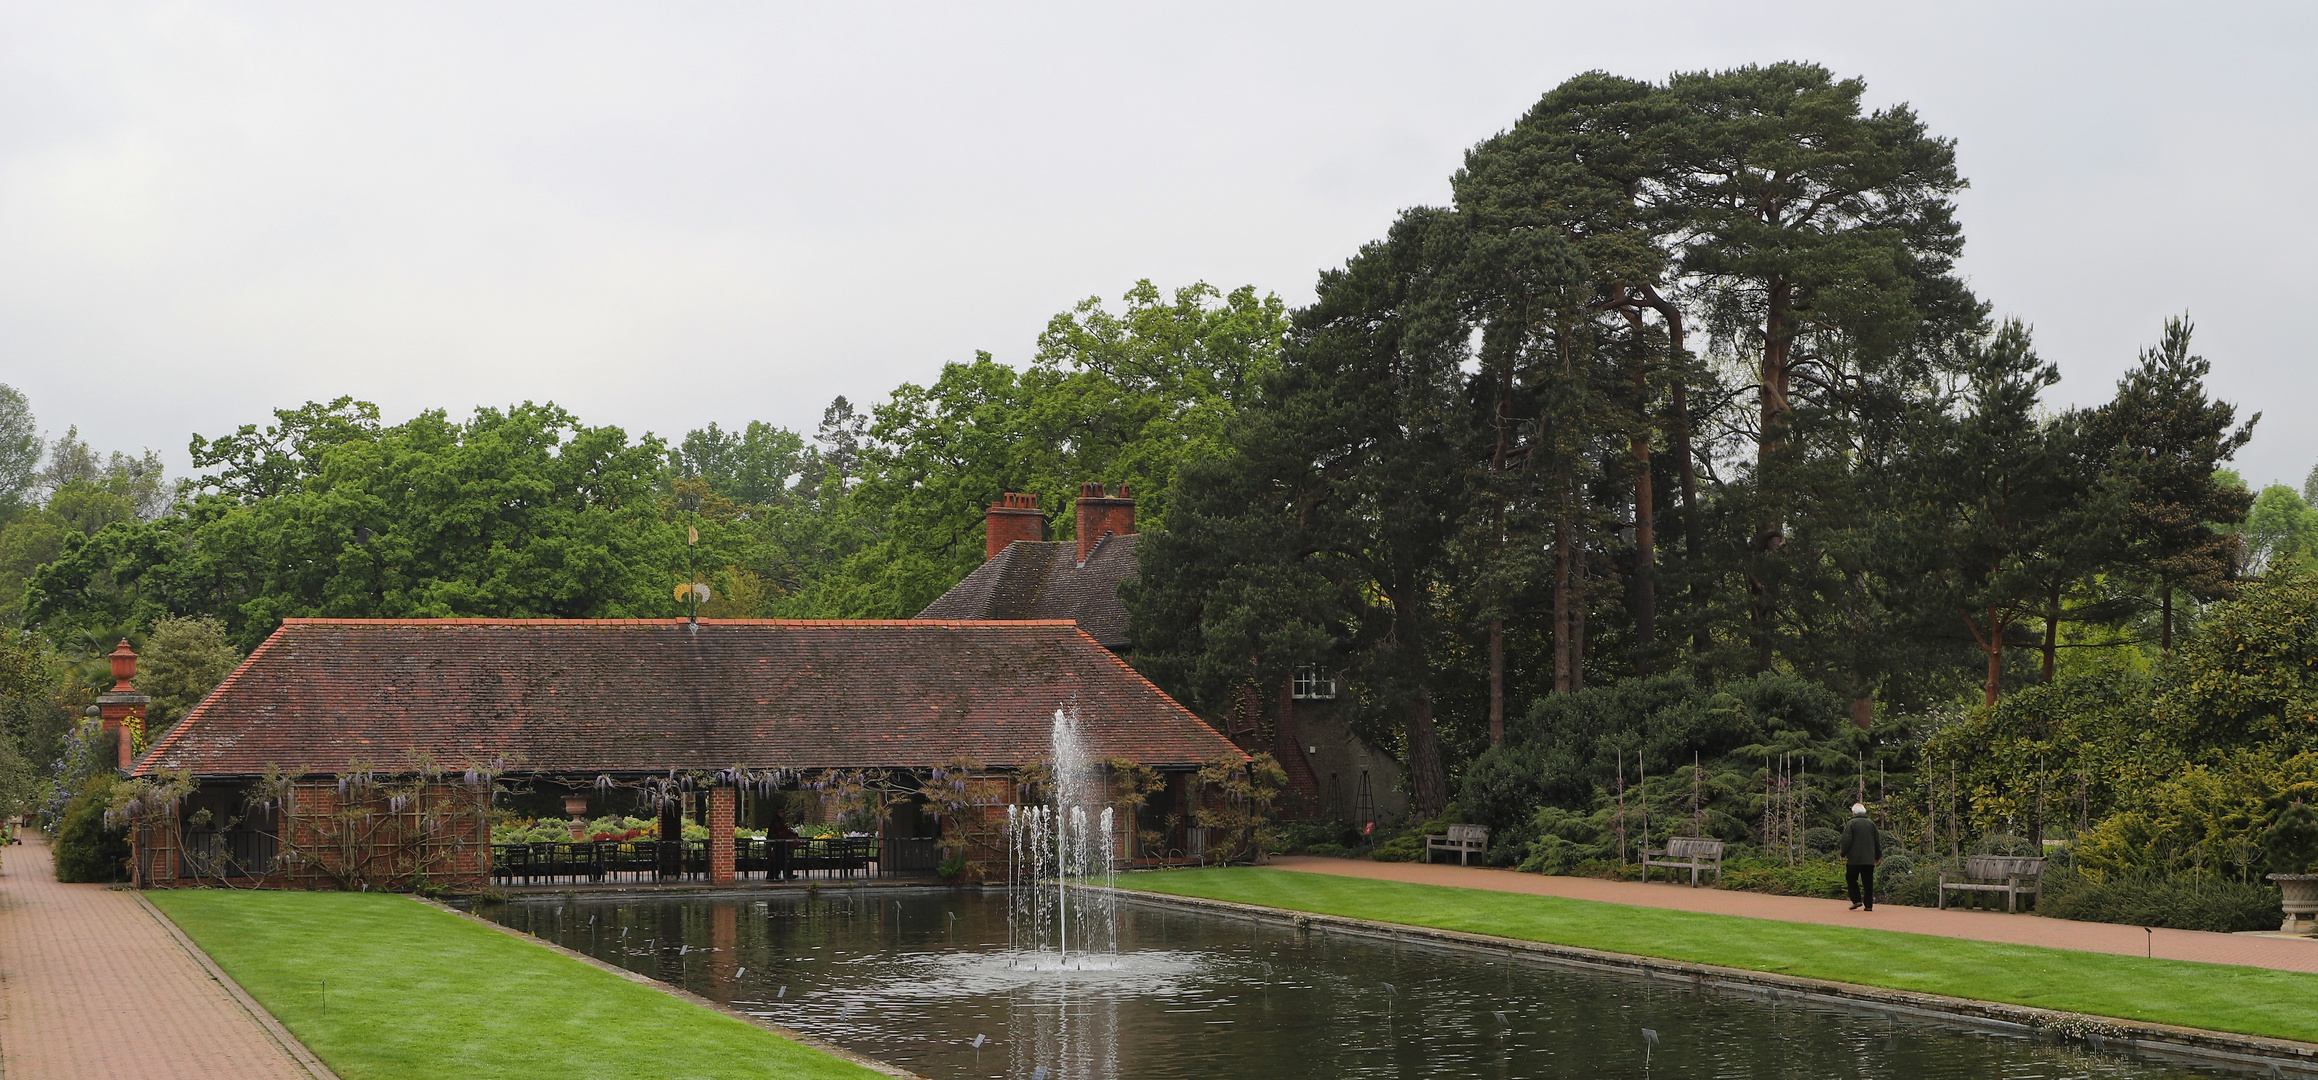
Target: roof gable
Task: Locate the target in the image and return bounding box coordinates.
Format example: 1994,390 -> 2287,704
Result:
914,534 -> 1138,648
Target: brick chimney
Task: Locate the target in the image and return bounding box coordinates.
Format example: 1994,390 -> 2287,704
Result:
985,492 -> 1046,560
96,639 -> 150,770
1075,482 -> 1134,564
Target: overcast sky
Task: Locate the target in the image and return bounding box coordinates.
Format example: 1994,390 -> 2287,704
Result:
3,2 -> 2313,490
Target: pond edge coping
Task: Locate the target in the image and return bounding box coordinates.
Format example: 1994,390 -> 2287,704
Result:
1106,885 -> 2318,1078
411,895 -> 928,1080
132,890 -> 341,1080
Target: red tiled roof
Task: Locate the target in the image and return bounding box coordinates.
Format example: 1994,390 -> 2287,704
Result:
915,534 -> 1139,649
134,618 -> 1242,778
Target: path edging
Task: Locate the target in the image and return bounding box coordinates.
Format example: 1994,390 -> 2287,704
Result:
412,896 -> 926,1080
1111,886 -> 2318,1077
131,890 -> 340,1080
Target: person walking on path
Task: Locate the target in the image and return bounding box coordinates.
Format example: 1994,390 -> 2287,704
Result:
1841,802 -> 1881,911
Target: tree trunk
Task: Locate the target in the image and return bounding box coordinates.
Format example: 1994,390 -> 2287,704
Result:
1750,566 -> 1774,671
1620,307 -> 1656,665
1848,571 -> 1873,729
1570,542 -> 1588,692
2161,584 -> 2174,651
2041,583 -> 2061,683
1488,361 -> 1513,747
1406,690 -> 1448,818
1487,618 -> 1505,748
1636,284 -> 1705,656
1385,577 -> 1448,817
1751,280 -> 1792,671
1982,605 -> 2003,708
1553,509 -> 1572,693
1760,280 -> 1792,460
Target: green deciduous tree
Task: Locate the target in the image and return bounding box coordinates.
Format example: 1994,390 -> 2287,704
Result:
28,402 -> 681,651
0,385 -> 39,521
670,421 -> 811,507
137,615 -> 243,733
2235,483 -> 2318,576
799,281 -> 1289,618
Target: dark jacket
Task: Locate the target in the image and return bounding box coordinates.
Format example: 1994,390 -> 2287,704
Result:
1839,814 -> 1881,865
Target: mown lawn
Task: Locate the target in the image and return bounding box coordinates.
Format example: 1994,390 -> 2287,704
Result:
148,889 -> 885,1080
1116,868 -> 2318,1043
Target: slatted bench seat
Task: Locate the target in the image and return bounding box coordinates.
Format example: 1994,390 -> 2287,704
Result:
1939,855 -> 2046,912
1641,836 -> 1725,886
1424,824 -> 1489,866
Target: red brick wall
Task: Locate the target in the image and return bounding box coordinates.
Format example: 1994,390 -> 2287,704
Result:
707,788 -> 736,884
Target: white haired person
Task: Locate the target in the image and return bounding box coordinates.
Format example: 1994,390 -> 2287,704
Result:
1840,803 -> 1882,911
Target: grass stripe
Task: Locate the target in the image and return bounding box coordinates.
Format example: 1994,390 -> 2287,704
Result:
147,889 -> 885,1080
1115,868 -> 2318,1043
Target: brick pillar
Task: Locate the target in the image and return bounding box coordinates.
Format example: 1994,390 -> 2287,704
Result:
708,787 -> 736,884
95,639 -> 150,771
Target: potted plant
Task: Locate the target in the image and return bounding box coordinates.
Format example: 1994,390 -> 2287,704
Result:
2264,801 -> 2318,932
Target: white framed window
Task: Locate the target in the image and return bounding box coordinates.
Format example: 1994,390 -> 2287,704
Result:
1292,664 -> 1337,700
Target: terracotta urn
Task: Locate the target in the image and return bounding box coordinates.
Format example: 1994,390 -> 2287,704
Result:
2268,874 -> 2318,932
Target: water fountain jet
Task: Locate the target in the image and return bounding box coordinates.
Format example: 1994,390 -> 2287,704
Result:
1007,708 -> 1119,970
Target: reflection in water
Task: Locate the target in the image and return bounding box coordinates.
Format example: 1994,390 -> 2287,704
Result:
479,889 -> 2247,1080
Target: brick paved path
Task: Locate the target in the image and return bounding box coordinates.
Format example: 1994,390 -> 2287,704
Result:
0,835 -> 326,1080
1269,855 -> 2318,974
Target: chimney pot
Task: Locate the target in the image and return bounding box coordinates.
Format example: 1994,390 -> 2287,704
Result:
1074,481 -> 1136,564
985,492 -> 1046,561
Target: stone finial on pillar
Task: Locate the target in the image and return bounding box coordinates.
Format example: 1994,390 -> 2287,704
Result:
96,639 -> 151,771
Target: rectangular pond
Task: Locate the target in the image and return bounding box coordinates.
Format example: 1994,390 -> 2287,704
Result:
477,887 -> 2251,1079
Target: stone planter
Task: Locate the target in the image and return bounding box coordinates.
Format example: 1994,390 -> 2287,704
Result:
2268,874 -> 2318,932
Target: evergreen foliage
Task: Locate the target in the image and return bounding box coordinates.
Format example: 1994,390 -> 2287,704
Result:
2265,801 -> 2318,875
52,772 -> 126,882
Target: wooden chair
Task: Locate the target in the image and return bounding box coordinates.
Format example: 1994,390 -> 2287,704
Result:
1939,855 -> 2046,912
1424,824 -> 1490,865
1641,836 -> 1725,886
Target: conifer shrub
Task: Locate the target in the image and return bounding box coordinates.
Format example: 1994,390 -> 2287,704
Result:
1719,856 -> 1845,898
2265,801 -> 2318,874
2038,866 -> 2281,932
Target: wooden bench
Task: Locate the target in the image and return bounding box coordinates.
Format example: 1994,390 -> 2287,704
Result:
1424,824 -> 1489,866
1641,836 -> 1725,886
1939,855 -> 2046,912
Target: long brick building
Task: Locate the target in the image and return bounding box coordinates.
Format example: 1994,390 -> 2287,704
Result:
124,617 -> 1242,889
